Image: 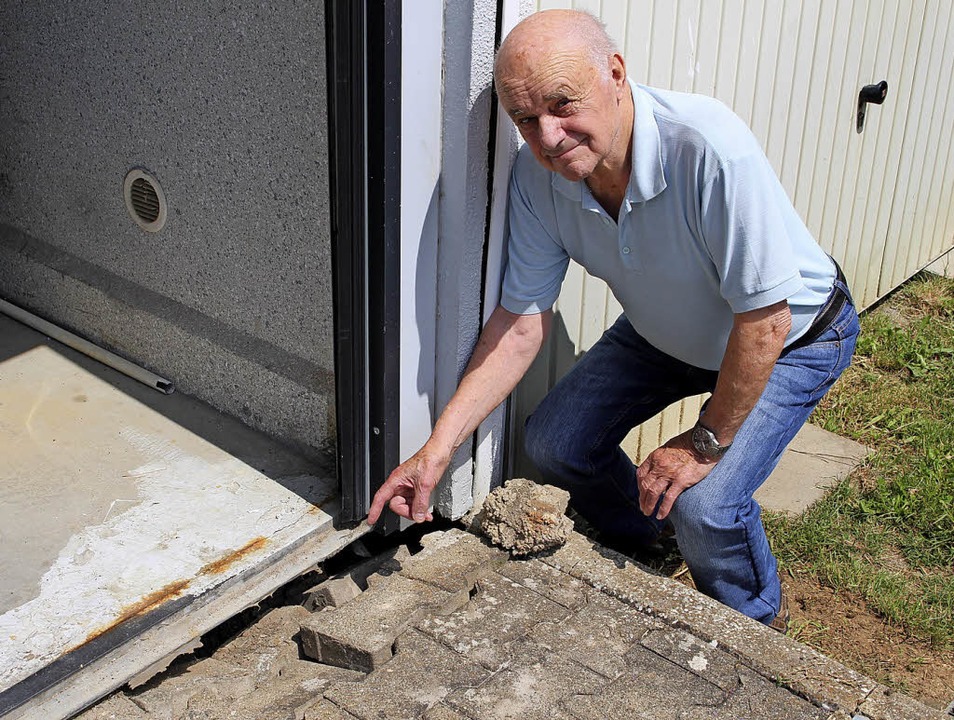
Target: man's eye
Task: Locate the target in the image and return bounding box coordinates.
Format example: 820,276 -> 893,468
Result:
518,116 -> 536,126
556,99 -> 573,109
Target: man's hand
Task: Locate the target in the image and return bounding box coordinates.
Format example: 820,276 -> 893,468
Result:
636,430 -> 718,521
366,448 -> 449,525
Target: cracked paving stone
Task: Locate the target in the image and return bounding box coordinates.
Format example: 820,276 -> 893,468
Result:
857,685 -> 948,720
298,699 -> 363,720
529,588 -> 661,680
677,666 -> 828,720
567,646 -> 725,720
540,532 -> 875,713
636,627 -> 746,692
443,640 -> 606,720
495,557 -> 591,610
323,629 -> 488,720
415,568 -> 573,671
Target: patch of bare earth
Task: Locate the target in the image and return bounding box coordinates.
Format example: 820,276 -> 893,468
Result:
784,573 -> 954,711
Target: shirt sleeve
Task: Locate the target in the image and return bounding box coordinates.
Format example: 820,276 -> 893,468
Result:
500,158 -> 570,315
698,149 -> 805,314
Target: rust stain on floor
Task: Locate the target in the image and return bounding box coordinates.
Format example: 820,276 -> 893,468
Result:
81,579 -> 191,646
199,537 -> 268,576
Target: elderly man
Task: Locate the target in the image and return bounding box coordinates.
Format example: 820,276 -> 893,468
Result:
368,9 -> 858,629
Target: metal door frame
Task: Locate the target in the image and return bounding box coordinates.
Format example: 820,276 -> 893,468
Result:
326,0 -> 402,523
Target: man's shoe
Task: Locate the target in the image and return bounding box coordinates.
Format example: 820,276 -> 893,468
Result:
769,590 -> 790,633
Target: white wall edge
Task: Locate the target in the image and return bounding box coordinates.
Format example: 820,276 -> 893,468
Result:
471,0 -> 525,508
399,0 -> 443,468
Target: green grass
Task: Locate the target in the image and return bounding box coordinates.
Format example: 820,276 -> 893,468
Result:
764,271 -> 954,647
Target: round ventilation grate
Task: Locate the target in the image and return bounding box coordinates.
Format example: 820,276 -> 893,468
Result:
123,168 -> 167,232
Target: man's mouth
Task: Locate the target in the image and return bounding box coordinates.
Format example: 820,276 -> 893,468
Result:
547,144 -> 578,160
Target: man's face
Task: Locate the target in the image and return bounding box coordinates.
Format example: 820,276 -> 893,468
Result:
497,47 -> 626,182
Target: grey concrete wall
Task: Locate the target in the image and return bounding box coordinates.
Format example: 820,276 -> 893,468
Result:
0,1 -> 336,462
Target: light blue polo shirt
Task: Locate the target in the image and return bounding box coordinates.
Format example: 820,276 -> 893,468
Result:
501,81 -> 836,371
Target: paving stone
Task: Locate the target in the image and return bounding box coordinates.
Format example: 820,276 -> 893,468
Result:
305,576 -> 365,611
304,546 -> 412,611
416,569 -> 572,671
300,573 -> 469,672
676,666 -> 827,719
529,588 -> 660,679
443,639 -> 607,720
540,531 -> 876,714
127,658 -> 258,720
495,556 -> 590,610
397,528 -> 507,594
479,478 -> 574,556
566,646 -> 725,720
857,685 -> 948,720
825,712 -> 854,720
637,627 -> 745,692
74,692 -> 148,719
212,605 -> 311,683
324,628 -> 488,720
422,703 -> 475,720
298,698 -> 362,720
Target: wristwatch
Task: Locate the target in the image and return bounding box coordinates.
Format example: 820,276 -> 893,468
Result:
691,420 -> 732,460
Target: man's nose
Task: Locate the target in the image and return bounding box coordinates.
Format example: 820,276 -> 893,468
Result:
538,115 -> 565,151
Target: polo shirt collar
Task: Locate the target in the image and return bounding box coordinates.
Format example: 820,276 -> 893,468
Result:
551,79 -> 667,205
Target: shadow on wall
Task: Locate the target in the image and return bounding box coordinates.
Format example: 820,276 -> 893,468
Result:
511,309 -> 579,481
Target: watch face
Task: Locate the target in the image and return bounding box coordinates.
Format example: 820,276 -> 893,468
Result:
692,423 -> 720,458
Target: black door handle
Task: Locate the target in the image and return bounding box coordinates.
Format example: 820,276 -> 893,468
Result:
857,80 -> 888,133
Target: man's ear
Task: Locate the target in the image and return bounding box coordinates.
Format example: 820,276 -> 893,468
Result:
611,53 -> 627,92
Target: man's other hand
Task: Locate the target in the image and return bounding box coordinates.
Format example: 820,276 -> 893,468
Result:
366,448 -> 448,525
636,430 -> 718,520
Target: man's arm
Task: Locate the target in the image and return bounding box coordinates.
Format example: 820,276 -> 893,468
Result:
367,305 -> 551,524
636,300 -> 792,520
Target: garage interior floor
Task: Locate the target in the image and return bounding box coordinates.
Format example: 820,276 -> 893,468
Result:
0,312 -> 360,719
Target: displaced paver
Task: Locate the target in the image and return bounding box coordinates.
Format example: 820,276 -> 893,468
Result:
397,528 -> 507,593
324,629 -> 488,720
303,545 -> 412,611
300,573 -> 469,672
77,527 -> 946,720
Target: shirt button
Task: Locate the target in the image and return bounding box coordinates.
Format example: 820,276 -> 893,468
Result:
622,247 -> 631,255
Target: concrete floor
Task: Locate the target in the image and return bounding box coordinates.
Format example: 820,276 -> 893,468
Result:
0,313 -> 344,718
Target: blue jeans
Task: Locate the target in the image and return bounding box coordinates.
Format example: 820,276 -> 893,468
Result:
524,291 -> 859,624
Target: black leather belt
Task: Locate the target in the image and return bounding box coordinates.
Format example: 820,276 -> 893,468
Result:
786,259 -> 850,352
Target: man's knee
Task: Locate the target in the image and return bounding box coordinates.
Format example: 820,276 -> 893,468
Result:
523,409 -> 561,473
523,406 -> 588,479
668,480 -> 744,538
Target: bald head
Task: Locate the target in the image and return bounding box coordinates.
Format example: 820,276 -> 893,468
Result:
494,10 -> 618,84
491,10 -> 632,186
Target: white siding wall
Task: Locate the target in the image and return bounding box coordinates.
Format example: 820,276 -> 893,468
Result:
513,0 -> 954,474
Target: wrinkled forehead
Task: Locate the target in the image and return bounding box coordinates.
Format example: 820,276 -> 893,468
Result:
495,44 -> 594,106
